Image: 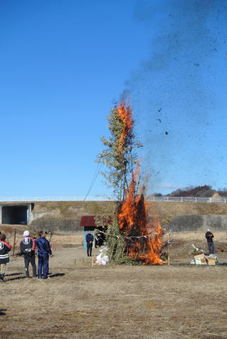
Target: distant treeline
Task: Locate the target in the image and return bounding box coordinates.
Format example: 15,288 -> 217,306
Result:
152,185 -> 227,198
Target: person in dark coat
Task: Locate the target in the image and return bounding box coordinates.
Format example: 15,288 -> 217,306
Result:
205,229 -> 215,254
86,232 -> 94,256
36,231 -> 52,279
20,230 -> 36,278
0,233 -> 12,281
95,231 -> 105,248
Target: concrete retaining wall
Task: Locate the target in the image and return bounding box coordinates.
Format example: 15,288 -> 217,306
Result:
171,215 -> 227,232
1,200 -> 227,233
30,201 -> 115,232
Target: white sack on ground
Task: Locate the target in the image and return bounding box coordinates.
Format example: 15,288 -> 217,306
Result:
96,247 -> 109,265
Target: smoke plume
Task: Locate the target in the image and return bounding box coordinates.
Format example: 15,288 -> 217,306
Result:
125,0 -> 227,193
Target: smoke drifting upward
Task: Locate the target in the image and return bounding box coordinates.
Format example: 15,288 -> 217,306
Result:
125,0 -> 227,193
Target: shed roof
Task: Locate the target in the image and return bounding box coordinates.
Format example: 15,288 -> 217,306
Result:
80,215 -> 112,227
80,216 -> 96,227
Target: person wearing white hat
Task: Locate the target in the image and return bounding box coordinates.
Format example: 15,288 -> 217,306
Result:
20,230 -> 36,278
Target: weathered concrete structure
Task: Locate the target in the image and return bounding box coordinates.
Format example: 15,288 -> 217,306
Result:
0,201 -> 115,232
0,203 -> 33,225
0,200 -> 227,233
171,215 -> 227,232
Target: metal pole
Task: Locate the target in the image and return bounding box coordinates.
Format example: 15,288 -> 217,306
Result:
167,228 -> 170,265
12,229 -> 17,256
48,232 -> 53,244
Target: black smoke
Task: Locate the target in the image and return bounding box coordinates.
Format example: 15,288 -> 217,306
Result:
125,0 -> 227,193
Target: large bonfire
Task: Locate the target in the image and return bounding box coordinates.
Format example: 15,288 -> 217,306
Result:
98,101 -> 164,264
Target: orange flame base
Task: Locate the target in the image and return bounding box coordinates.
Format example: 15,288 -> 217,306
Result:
118,178 -> 164,265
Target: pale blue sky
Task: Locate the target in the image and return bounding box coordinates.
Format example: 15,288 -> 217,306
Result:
0,0 -> 227,200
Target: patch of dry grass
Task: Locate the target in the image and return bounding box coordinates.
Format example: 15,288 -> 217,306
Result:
165,231 -> 227,264
0,232 -> 227,338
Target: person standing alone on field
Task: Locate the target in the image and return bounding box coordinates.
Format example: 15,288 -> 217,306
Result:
36,231 -> 52,279
20,230 -> 36,278
205,229 -> 215,254
0,233 -> 12,282
86,232 -> 94,256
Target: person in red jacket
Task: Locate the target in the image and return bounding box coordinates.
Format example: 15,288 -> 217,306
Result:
0,233 -> 12,282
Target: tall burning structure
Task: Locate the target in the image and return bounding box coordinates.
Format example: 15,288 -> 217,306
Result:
97,101 -> 163,264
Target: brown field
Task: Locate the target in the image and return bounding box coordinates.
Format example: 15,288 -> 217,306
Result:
0,231 -> 227,338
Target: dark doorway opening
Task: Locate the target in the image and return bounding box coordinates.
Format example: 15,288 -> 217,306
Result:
2,206 -> 28,225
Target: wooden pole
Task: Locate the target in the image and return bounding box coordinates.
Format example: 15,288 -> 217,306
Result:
91,245 -> 96,267
12,229 -> 17,256
48,232 -> 53,243
167,226 -> 171,266
47,231 -> 54,250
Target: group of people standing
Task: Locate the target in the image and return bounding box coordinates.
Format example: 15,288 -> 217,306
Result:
0,230 -> 52,282
85,230 -> 106,257
0,228 -> 217,281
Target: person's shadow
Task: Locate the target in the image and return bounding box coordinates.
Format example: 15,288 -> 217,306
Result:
4,272 -> 65,281
0,309 -> 7,316
49,273 -> 65,278
5,273 -> 26,282
5,272 -> 23,277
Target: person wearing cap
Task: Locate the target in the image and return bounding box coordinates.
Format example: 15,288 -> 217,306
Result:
205,229 -> 215,254
36,231 -> 52,279
0,233 -> 12,282
20,230 -> 36,278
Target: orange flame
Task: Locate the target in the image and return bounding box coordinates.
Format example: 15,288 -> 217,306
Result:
141,221 -> 164,264
116,103 -> 133,152
115,100 -> 163,264
117,174 -> 164,264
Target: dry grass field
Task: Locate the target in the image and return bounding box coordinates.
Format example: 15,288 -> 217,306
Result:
0,231 -> 227,338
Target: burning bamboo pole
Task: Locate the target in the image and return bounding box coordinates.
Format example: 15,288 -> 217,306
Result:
98,100 -> 164,264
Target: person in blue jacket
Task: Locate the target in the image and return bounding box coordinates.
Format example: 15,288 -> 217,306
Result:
86,232 -> 94,257
36,231 -> 52,279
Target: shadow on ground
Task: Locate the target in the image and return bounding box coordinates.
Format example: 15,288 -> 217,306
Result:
0,309 -> 7,316
6,273 -> 65,281
49,273 -> 65,278
4,272 -> 65,282
5,272 -> 23,277
6,275 -> 27,282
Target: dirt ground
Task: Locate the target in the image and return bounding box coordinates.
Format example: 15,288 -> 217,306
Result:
0,231 -> 227,338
